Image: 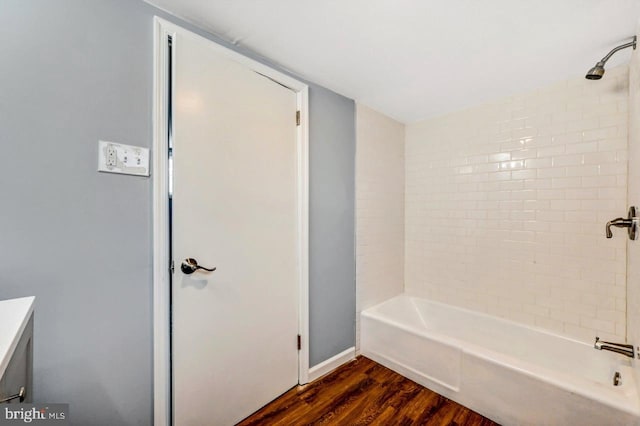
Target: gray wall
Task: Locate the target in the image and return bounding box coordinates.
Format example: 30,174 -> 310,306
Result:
308,91 -> 356,365
0,1 -> 355,424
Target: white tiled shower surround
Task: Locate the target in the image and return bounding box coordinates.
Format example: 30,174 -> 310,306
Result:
355,105 -> 405,353
405,66 -> 629,343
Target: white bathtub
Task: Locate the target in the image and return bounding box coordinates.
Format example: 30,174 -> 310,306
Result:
361,294 -> 640,425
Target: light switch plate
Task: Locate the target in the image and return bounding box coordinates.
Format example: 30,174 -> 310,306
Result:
98,140 -> 150,176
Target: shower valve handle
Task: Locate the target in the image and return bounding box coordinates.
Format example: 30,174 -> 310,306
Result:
606,207 -> 638,240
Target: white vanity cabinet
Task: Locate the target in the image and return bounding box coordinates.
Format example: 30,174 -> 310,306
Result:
0,297 -> 34,404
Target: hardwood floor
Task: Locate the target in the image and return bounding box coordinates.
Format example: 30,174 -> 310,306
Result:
238,356 -> 499,426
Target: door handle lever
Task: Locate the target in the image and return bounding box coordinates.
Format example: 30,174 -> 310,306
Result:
181,258 -> 216,275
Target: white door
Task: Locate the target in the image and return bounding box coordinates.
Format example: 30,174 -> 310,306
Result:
171,28 -> 300,426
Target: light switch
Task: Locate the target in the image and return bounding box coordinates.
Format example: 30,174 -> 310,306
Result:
98,140 -> 149,176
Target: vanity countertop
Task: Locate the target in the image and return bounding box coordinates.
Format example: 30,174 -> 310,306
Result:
0,297 -> 35,378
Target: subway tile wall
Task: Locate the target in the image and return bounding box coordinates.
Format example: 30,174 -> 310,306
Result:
627,44 -> 640,361
355,104 -> 405,353
405,66 -> 629,343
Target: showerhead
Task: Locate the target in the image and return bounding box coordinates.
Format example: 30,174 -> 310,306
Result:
585,36 -> 636,81
585,62 -> 605,80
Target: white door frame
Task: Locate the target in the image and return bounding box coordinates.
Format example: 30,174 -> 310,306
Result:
152,17 -> 310,426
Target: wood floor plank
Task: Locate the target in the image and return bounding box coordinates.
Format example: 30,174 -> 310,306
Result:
237,356 -> 499,426
348,375 -> 418,425
422,399 -> 463,426
395,388 -> 442,423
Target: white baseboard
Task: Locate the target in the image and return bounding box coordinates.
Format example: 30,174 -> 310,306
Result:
307,346 -> 356,382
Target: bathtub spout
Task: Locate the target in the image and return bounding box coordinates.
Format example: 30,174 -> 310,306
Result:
594,337 -> 635,358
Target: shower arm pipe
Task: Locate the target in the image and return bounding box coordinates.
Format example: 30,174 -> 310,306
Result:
597,36 -> 637,66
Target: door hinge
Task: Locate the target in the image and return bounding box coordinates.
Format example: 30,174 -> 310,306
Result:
296,110 -> 301,126
297,334 -> 301,350
170,260 -> 175,274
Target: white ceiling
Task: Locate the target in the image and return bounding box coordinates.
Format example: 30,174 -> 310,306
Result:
147,0 -> 640,123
